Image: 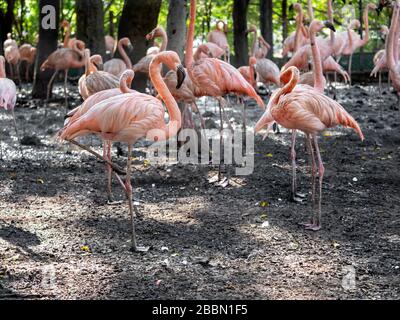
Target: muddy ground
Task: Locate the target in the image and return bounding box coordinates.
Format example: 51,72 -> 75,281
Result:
0,81 -> 399,300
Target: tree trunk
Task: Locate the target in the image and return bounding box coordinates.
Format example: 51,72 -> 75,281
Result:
32,0 -> 60,99
76,0 -> 106,58
118,0 -> 162,92
233,0 -> 250,67
260,0 -> 273,59
166,0 -> 187,61
109,11 -> 115,37
0,0 -> 15,55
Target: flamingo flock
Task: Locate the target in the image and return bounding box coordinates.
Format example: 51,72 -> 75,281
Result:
6,0 -> 400,251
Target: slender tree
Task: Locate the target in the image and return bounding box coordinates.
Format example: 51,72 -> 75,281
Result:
260,0 -> 273,59
282,0 -> 288,53
32,0 -> 60,99
118,0 -> 162,92
0,0 -> 15,55
76,0 -> 106,57
233,0 -> 250,67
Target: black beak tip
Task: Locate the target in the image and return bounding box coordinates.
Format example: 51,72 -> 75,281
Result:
324,21 -> 336,32
176,65 -> 186,90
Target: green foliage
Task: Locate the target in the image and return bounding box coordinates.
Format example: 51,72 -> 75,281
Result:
6,0 -> 392,54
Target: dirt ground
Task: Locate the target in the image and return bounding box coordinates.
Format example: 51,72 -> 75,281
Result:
0,81 -> 399,300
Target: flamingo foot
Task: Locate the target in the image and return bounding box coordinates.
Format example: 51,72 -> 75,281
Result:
304,223 -> 321,231
129,245 -> 150,253
290,191 -> 307,203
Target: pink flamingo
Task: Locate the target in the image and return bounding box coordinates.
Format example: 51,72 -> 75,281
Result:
386,0 -> 400,105
186,0 -> 265,181
196,42 -> 225,60
103,38 -> 133,78
40,40 -> 86,110
66,70 -> 136,203
247,25 -> 271,59
238,56 -> 257,88
78,49 -> 119,100
3,34 -> 20,83
339,4 -> 377,82
59,51 -> 185,251
19,44 -> 37,81
255,66 -> 364,230
282,3 -> 309,57
207,20 -> 230,62
61,20 -> 79,49
105,35 -> 117,57
0,55 -> 21,156
132,27 -> 168,75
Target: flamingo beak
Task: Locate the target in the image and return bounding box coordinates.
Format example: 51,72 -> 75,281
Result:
97,63 -> 104,71
176,65 -> 186,89
127,44 -> 134,53
323,21 -> 336,32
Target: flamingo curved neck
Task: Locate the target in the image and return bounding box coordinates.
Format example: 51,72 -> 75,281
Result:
250,29 -> 258,57
274,68 -> 299,104
387,3 -> 400,70
294,6 -> 304,52
120,73 -> 135,93
63,22 -> 71,48
185,0 -> 197,68
118,41 -> 132,69
307,0 -> 314,20
159,29 -> 168,52
309,23 -> 325,93
360,6 -> 371,47
149,56 -> 181,139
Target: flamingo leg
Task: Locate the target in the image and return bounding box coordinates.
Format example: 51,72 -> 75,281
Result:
25,63 -> 30,82
17,63 -> 22,88
218,98 -> 224,182
45,70 -> 59,119
11,108 -> 23,157
290,130 -> 306,203
125,144 -> 147,252
379,71 -> 382,95
64,69 -> 69,112
348,54 -> 353,86
306,135 -> 324,231
241,96 -> 247,132
103,140 -> 115,203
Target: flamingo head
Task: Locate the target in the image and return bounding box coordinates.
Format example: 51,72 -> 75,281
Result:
91,54 -> 103,70
310,20 -> 336,34
146,27 -> 165,41
157,51 -> 186,89
120,37 -> 133,53
7,33 -> 12,39
292,3 -> 302,13
60,20 -> 69,28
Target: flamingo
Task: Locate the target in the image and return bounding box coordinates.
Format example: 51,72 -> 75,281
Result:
61,20 -> 79,49
103,38 -> 133,78
59,51 -> 186,251
105,35 -> 117,57
386,0 -> 400,105
207,20 -> 230,62
247,25 -> 271,60
185,0 -> 265,182
18,44 -> 37,81
340,3 -> 377,83
196,42 -> 225,61
238,56 -> 257,88
282,3 -> 309,57
65,70 -> 136,203
132,27 -> 168,75
78,49 -> 119,100
0,55 -> 21,157
3,34 -> 20,84
255,66 -> 364,230
40,40 -> 86,111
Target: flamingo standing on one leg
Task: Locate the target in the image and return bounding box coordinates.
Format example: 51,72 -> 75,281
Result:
40,40 -> 86,112
207,20 -> 230,62
255,66 -> 364,230
65,70 -> 136,203
78,49 -> 119,100
186,0 -> 265,182
19,44 -> 37,82
3,34 -> 21,84
59,51 -> 186,251
104,38 -> 133,78
0,55 -> 21,156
